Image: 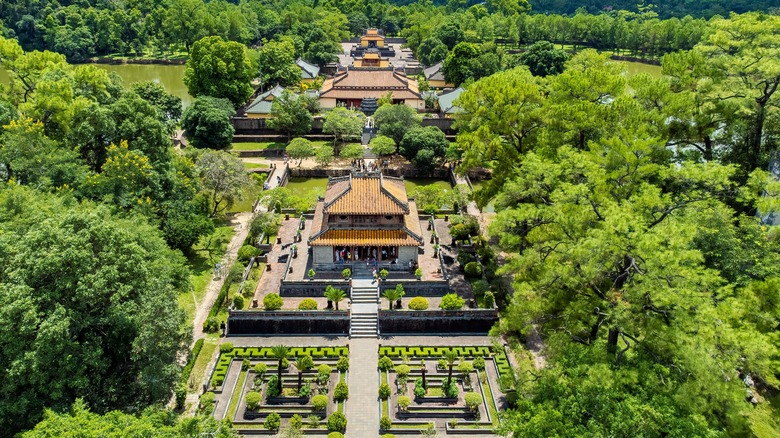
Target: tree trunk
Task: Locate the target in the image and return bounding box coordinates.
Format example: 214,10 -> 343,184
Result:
703,135 -> 713,161
422,367 -> 427,389
750,103 -> 766,168
607,328 -> 619,354
447,365 -> 453,387
277,360 -> 283,393
298,372 -> 303,390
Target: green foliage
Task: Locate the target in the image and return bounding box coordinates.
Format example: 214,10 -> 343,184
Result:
323,107 -> 365,148
308,269 -> 317,279
241,358 -> 251,370
408,296 -> 430,310
341,268 -> 352,280
258,39 -> 301,87
464,392 -> 482,411
264,412 -> 281,431
394,365 -> 411,377
269,91 -> 312,141
381,434 -> 396,438
380,415 -> 393,430
443,41 -> 501,86
473,356 -> 485,370
378,356 -> 394,371
379,383 -> 391,400
339,143 -> 365,160
515,40 -> 569,77
483,291 -> 495,308
289,414 -> 303,430
286,138 -> 316,166
334,382 -> 349,401
220,343 -> 234,353
336,356 -> 350,372
373,104 -> 421,145
327,412 -> 347,432
444,381 -> 459,398
181,96 -> 236,149
245,391 -> 261,410
253,363 -> 267,376
196,150 -> 250,216
184,36 -> 254,108
311,394 -> 329,411
325,286 -> 347,310
441,294 -> 465,310
174,384 -> 187,409
327,432 -> 344,438
298,298 -> 318,310
181,338 -> 204,386
308,414 -> 321,428
458,361 -> 474,374
382,285 -> 405,310
200,392 -> 216,413
315,145 -> 335,167
414,378 -> 426,397
238,245 -> 261,262
233,294 -> 245,309
266,375 -> 280,398
399,126 -> 449,171
299,383 -> 311,398
397,396 -> 411,411
263,293 -> 284,310
370,135 -> 397,157
463,262 -> 483,278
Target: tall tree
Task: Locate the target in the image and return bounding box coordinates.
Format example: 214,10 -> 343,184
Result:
268,91 -> 312,141
195,150 -> 250,216
257,38 -> 301,88
181,96 -> 236,150
184,36 -> 255,108
373,104 -> 420,147
322,107 -> 365,152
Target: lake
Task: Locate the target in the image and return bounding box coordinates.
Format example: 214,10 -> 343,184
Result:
0,63 -> 192,108
616,60 -> 662,78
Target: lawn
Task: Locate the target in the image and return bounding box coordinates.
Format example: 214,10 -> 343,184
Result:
179,225 -> 235,325
231,142 -> 286,151
243,161 -> 269,170
189,336 -> 220,391
226,370 -> 249,420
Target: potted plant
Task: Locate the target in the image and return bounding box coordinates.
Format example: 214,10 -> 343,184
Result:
291,244 -> 298,258
415,268 -> 422,280
308,269 -> 316,280
430,232 -> 436,244
433,244 -> 440,257
342,268 -> 351,280
300,215 -> 306,230
296,229 -> 301,242
379,269 -> 389,280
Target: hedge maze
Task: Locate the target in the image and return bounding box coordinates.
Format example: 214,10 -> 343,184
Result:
378,345 -> 509,435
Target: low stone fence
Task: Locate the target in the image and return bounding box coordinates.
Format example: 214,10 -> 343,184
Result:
379,280 -> 450,297
377,309 -> 498,334
227,310 -> 350,335
279,280 -> 350,297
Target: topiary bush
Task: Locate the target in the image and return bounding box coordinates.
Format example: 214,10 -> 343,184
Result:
219,342 -> 234,353
341,268 -> 351,279
245,391 -> 261,410
290,414 -> 303,430
238,244 -> 260,261
254,362 -> 267,376
483,291 -> 495,308
473,356 -> 485,370
408,296 -> 429,310
203,316 -> 220,333
463,262 -> 483,278
464,392 -> 482,411
397,395 -> 411,411
378,355 -> 394,370
263,293 -> 283,310
379,382 -> 391,399
264,412 -> 281,430
471,279 -> 490,295
336,355 -> 349,372
380,415 -> 392,430
394,364 -> 411,377
440,293 -> 465,310
312,394 -> 329,411
334,381 -> 349,401
241,358 -> 250,370
381,434 -> 396,438
233,294 -> 245,309
298,298 -> 318,310
266,375 -> 280,397
444,381 -> 459,398
457,251 -> 476,267
414,378 -> 426,398
327,412 -> 347,432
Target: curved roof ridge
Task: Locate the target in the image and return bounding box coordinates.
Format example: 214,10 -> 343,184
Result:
379,173 -> 409,213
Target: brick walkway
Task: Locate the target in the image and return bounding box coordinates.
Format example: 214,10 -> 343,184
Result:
251,218 -> 306,300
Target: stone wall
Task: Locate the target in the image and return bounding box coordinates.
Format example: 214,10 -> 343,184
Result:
421,117 -> 455,135
279,280 -> 350,297
227,310 -> 350,335
379,280 -> 450,297
377,309 -> 498,334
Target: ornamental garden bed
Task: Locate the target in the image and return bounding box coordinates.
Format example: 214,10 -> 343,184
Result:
201,345 -> 350,435
377,345 -> 511,435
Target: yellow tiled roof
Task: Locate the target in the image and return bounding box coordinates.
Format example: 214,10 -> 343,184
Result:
326,175 -> 408,215
310,229 -> 422,246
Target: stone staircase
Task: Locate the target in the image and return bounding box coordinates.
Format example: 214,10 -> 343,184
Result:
350,279 -> 378,339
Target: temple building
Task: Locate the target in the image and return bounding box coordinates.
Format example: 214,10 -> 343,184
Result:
352,49 -> 390,68
350,28 -> 395,58
423,62 -> 454,89
318,68 -> 424,111
308,172 -> 423,269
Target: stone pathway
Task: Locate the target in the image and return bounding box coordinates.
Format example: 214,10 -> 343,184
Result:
213,360 -> 241,420
344,338 -> 380,438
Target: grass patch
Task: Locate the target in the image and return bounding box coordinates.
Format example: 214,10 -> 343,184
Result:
480,371 -> 500,427
243,161 -> 269,170
180,225 -> 235,324
189,337 -> 219,391
231,142 -> 286,151
226,369 -> 248,420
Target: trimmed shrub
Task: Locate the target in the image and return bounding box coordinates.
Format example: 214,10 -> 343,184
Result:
219,342 -> 234,353
203,316 -> 220,333
473,356 -> 485,370
233,294 -> 245,309
444,381 -> 458,398
312,394 -> 329,411
381,435 -> 396,438
175,383 -> 186,409
241,358 -> 250,370
341,268 -> 351,279
327,433 -> 344,438
264,412 -> 281,430
253,362 -> 267,376
334,381 -> 349,401
378,356 -> 394,370
483,291 -> 495,308
238,244 -> 260,261
298,298 -> 318,310
438,358 -> 447,369
245,391 -> 261,410
464,262 -> 483,278
263,293 -> 283,310
458,361 -> 474,374
379,382 -> 391,399
457,251 -> 476,267
394,364 -> 411,377
327,412 -> 347,432
180,338 -> 204,385
199,391 -> 215,413
440,293 -> 465,310
299,383 -> 311,398
210,375 -> 224,388
290,414 -> 303,430
318,364 -> 332,375
397,395 -> 411,411
336,356 -> 349,372
380,415 -> 392,430
408,296 -> 429,310
471,279 -> 490,295
266,375 -> 280,397
414,378 -> 426,398
464,392 -> 482,411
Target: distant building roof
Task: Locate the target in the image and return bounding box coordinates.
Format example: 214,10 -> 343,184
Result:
423,62 -> 446,82
437,87 -> 465,115
296,58 -> 320,79
324,173 -> 408,215
319,68 -> 421,101
245,85 -> 286,115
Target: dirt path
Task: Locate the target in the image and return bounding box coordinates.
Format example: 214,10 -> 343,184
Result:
191,212 -> 253,344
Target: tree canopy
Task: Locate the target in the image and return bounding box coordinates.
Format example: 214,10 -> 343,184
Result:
184,36 -> 255,108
